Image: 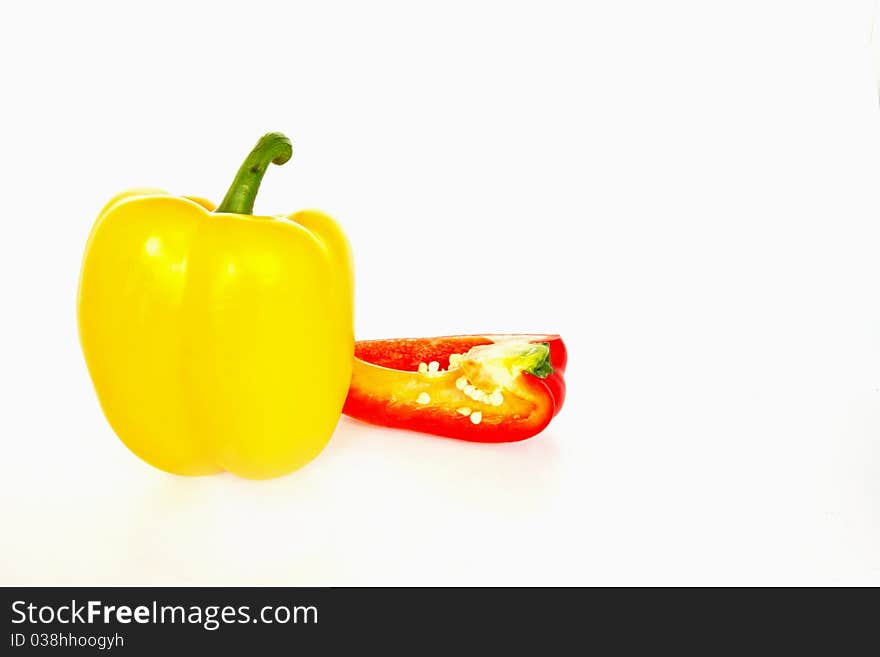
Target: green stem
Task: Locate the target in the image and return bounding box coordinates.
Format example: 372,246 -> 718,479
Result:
215,132 -> 293,214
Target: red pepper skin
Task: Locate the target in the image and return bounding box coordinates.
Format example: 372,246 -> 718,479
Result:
343,334 -> 567,442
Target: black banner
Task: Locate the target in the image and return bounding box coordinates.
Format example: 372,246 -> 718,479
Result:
1,587 -> 875,652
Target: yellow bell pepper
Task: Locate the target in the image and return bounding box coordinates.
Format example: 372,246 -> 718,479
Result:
78,133 -> 353,479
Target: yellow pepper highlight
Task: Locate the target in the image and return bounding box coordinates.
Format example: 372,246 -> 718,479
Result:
78,133 -> 353,479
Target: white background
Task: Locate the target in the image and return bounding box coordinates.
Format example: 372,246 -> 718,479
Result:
1,0 -> 879,585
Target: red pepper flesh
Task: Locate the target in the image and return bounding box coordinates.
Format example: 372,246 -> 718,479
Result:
343,334 -> 567,442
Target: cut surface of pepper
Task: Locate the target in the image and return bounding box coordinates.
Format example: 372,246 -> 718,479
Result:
343,334 -> 567,442
78,133 -> 354,479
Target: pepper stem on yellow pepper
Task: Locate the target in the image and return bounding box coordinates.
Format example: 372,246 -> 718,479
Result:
215,132 -> 293,215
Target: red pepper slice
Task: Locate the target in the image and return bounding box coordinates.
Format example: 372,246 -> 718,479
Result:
343,334 -> 567,442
